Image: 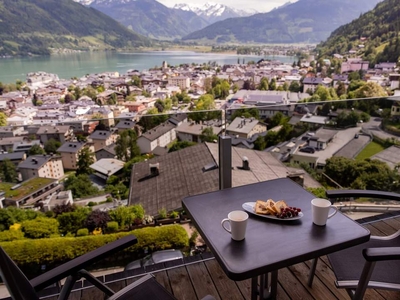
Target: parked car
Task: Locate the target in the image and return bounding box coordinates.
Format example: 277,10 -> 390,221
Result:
124,249 -> 184,271
299,146 -> 316,153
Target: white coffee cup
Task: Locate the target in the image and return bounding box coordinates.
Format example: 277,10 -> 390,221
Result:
311,198 -> 338,226
221,210 -> 248,241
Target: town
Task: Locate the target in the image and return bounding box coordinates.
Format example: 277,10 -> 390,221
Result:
1,51 -> 400,298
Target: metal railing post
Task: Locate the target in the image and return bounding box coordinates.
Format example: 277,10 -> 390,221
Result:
218,135 -> 232,190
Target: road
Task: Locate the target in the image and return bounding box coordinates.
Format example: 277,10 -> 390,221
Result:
362,117 -> 400,142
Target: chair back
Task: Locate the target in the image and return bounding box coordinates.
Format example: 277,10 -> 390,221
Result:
0,246 -> 40,300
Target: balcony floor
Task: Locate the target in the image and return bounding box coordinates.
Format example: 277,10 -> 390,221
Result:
59,212 -> 400,300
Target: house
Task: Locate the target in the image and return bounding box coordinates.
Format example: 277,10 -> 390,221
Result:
391,102 -> 400,120
0,126 -> 25,138
12,140 -> 42,153
302,77 -> 325,93
89,158 -> 124,181
1,177 -> 62,208
95,144 -> 117,161
340,59 -> 369,74
128,142 -> 320,216
56,142 -> 86,170
0,137 -> 25,152
115,120 -> 136,133
225,117 -> 267,140
87,107 -> 115,127
120,101 -> 146,113
18,154 -> 64,181
96,90 -> 124,105
88,130 -> 117,152
389,74 -> 400,90
167,76 -> 191,90
0,152 -> 26,166
36,125 -> 74,144
42,190 -> 73,212
175,122 -> 222,143
136,122 -> 176,154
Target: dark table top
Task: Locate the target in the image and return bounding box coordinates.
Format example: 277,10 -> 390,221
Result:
182,178 -> 370,281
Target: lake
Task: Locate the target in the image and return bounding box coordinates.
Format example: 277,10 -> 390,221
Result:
0,51 -> 297,84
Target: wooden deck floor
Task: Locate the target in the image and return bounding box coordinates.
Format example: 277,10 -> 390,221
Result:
39,212 -> 400,300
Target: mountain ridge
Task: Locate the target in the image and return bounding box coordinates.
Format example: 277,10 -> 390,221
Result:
0,0 -> 150,56
182,0 -> 382,44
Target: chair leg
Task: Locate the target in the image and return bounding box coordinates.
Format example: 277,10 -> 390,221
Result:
308,258 -> 318,287
353,261 -> 376,300
79,269 -> 115,296
58,273 -> 80,300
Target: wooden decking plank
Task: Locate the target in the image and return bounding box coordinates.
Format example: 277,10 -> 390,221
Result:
167,265 -> 197,300
186,261 -> 221,300
287,262 -> 338,300
235,279 -> 252,300
363,223 -> 386,236
370,220 -> 399,235
305,257 -> 350,300
374,289 -> 400,300
154,269 -> 173,294
278,267 -> 314,299
203,258 -> 244,300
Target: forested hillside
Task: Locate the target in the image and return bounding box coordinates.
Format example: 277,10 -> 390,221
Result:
0,0 -> 150,56
317,0 -> 400,64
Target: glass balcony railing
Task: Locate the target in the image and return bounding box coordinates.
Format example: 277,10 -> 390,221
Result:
1,95 -> 400,216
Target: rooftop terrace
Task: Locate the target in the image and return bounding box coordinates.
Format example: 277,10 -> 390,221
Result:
0,177 -> 56,201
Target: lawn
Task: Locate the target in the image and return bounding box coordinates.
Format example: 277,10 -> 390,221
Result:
0,177 -> 56,199
355,141 -> 385,160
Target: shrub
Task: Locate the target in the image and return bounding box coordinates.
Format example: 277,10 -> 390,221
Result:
130,204 -> 145,220
76,228 -> 89,237
106,221 -> 119,233
57,207 -> 90,235
170,211 -> 179,219
85,210 -> 111,232
158,208 -> 167,219
109,206 -> 134,229
0,230 -> 25,242
106,196 -> 113,203
52,203 -> 77,218
21,218 -> 59,239
0,225 -> 189,267
189,230 -> 199,246
88,202 -> 96,207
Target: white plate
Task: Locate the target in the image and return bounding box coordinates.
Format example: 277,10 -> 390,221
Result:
242,202 -> 303,221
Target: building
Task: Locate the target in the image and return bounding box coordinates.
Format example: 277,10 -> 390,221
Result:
0,177 -> 62,208
18,155 -> 64,181
168,76 -> 191,90
57,142 -> 86,170
136,122 -> 176,154
175,122 -> 222,143
225,117 -> 267,140
36,125 -> 74,144
89,130 -> 117,152
95,144 -> 117,161
90,158 -> 124,181
0,152 -> 26,166
340,59 -> 369,74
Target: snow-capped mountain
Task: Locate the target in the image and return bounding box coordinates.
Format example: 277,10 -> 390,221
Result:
173,2 -> 257,23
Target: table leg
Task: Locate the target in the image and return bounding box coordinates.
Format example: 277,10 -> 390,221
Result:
308,258 -> 318,287
251,271 -> 278,300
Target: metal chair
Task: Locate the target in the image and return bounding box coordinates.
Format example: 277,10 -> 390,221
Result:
325,189 -> 400,300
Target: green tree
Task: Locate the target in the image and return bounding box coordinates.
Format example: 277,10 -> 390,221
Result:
21,217 -> 59,239
28,144 -> 45,156
0,112 -> 6,126
258,77 -> 269,90
348,71 -> 361,81
336,81 -> 346,97
288,81 -> 302,93
115,129 -> 140,162
254,135 -> 267,150
131,75 -> 142,88
44,139 -> 61,154
0,158 -> 17,183
190,94 -> 220,123
200,127 -> 218,142
76,147 -> 95,176
169,141 -> 196,153
64,174 -> 99,198
269,78 -> 277,91
85,210 -> 111,232
352,82 -> 387,98
230,108 -> 260,120
57,207 -> 90,235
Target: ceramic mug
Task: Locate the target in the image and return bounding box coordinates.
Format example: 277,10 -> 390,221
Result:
311,198 -> 338,226
221,210 -> 248,241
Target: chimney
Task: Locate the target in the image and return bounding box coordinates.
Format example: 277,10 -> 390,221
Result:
149,163 -> 160,176
242,156 -> 250,170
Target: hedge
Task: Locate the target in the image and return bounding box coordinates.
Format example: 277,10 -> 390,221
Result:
0,224 -> 188,267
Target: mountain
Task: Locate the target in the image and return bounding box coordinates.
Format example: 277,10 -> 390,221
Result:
173,2 -> 256,23
317,0 -> 400,64
0,0 -> 150,57
76,0 -> 209,40
182,0 -> 382,44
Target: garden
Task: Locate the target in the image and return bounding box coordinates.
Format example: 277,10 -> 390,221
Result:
0,204 -> 196,276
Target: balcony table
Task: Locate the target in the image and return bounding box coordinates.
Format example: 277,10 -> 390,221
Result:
182,178 -> 370,300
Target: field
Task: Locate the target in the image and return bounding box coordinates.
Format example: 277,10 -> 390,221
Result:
355,141 -> 385,160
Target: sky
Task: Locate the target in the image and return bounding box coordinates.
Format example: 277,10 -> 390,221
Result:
156,0 -> 296,13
